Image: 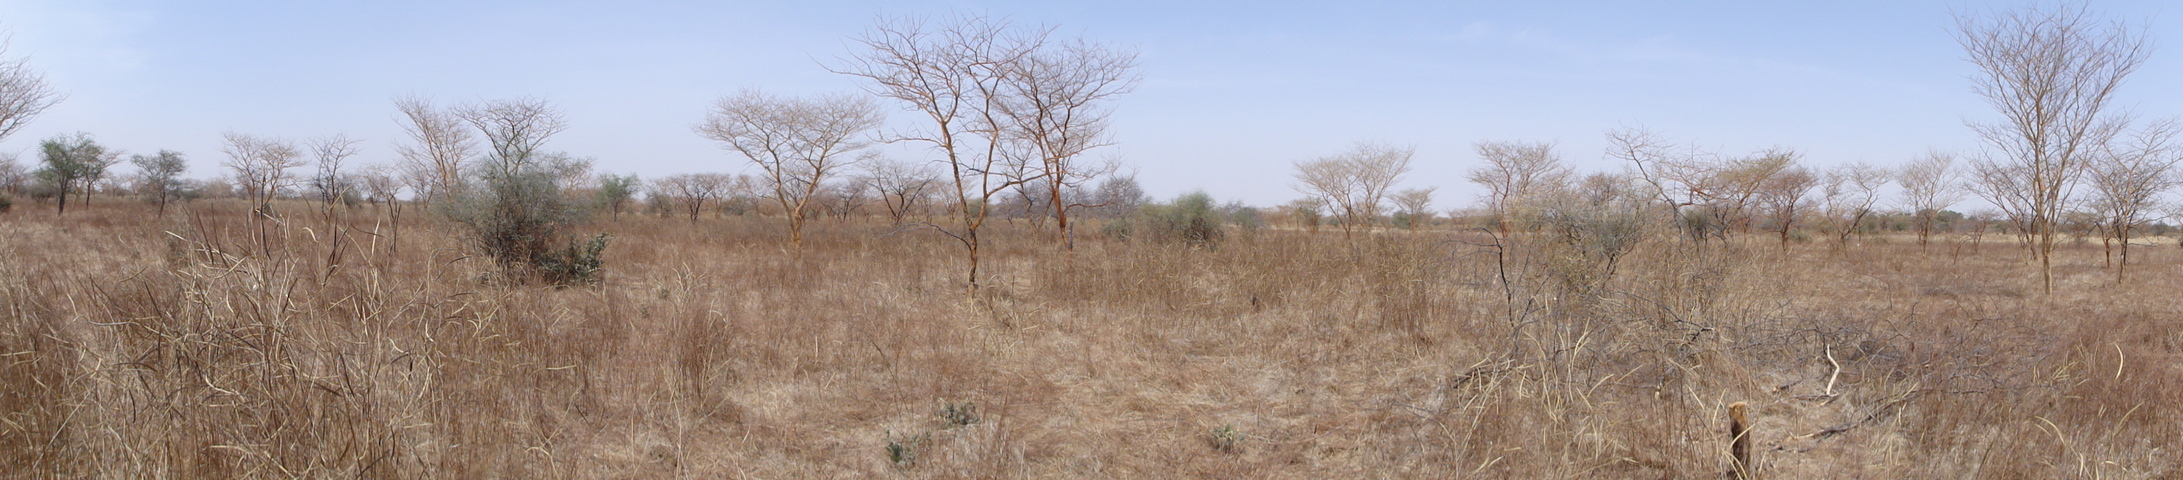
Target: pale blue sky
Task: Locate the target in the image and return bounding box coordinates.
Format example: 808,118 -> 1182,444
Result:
5,0 -> 2181,207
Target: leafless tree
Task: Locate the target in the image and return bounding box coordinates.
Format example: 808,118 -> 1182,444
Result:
652,173 -> 733,222
1608,127 -> 1800,241
1898,151 -> 1964,249
1957,3 -> 2147,292
2087,119 -> 2182,280
223,133 -> 306,214
394,96 -> 478,203
818,179 -> 875,219
997,36 -> 1139,248
1608,127 -> 1688,215
307,134 -> 363,210
1282,198 -> 1326,233
860,156 -> 942,224
697,90 -> 882,246
458,98 -> 568,177
0,152 -> 23,195
1468,140 -> 1569,231
1820,163 -> 1892,248
834,14 -> 1048,287
357,163 -> 408,254
1693,150 -> 1798,239
1967,158 -> 2038,252
1293,142 -> 1414,238
0,42 -> 60,143
1755,165 -> 1817,249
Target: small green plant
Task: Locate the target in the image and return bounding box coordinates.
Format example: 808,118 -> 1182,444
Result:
938,401 -> 978,427
1207,424 -> 1243,453
1106,191 -> 1228,248
536,233 -> 612,286
884,430 -> 927,468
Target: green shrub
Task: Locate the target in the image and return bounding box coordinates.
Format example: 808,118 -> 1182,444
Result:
1106,191 -> 1228,248
442,153 -> 605,285
537,234 -> 612,286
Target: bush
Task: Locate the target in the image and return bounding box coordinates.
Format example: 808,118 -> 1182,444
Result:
0,194 -> 11,213
443,154 -> 605,285
537,233 -> 612,286
1104,191 -> 1228,248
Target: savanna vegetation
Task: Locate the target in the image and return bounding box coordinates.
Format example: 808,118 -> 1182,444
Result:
2,4 -> 2182,479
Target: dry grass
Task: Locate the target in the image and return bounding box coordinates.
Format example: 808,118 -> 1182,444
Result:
2,200 -> 2179,478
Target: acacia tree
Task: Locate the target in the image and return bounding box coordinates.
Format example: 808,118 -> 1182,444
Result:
394,96 -> 478,204
1611,126 -> 1795,241
1293,142 -> 1414,238
1755,165 -> 1817,249
594,173 -> 640,217
1958,3 -> 2147,293
1467,141 -> 1569,232
2086,119 -> 2182,280
698,90 -> 882,246
860,156 -> 942,224
653,173 -> 732,222
1693,150 -> 1798,239
996,37 -> 1139,248
35,133 -> 117,215
1820,163 -> 1892,247
1897,151 -> 1963,249
131,150 -> 188,217
1390,187 -> 1435,230
223,133 -> 305,214
834,14 -> 1048,287
307,135 -> 363,211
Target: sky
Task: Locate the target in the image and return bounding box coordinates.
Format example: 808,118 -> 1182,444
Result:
4,0 -> 2183,208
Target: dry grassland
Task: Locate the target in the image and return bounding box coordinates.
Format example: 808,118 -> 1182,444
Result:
2,201 -> 2179,478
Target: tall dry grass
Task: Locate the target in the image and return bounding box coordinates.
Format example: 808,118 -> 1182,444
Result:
1,200 -> 2178,478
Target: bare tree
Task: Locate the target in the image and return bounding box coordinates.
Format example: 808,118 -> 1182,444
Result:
1967,158 -> 2038,253
1608,127 -> 1687,216
1692,150 -> 1798,239
697,90 -> 882,246
834,14 -> 1047,287
1898,151 -> 1964,249
1467,140 -> 1569,231
653,173 -> 733,222
1608,127 -> 1801,242
818,179 -> 875,219
357,164 -> 408,254
0,42 -> 60,143
307,135 -> 364,211
1293,142 -> 1414,238
1820,163 -> 1892,248
0,152 -> 23,195
1957,3 -> 2147,293
131,150 -> 188,217
394,96 -> 478,203
1755,165 -> 1817,249
458,98 -> 568,177
861,156 -> 943,224
2087,119 -> 2182,280
997,37 -> 1139,248
223,133 -> 306,214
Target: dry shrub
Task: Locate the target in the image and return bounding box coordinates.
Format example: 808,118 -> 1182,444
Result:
0,200 -> 2179,478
